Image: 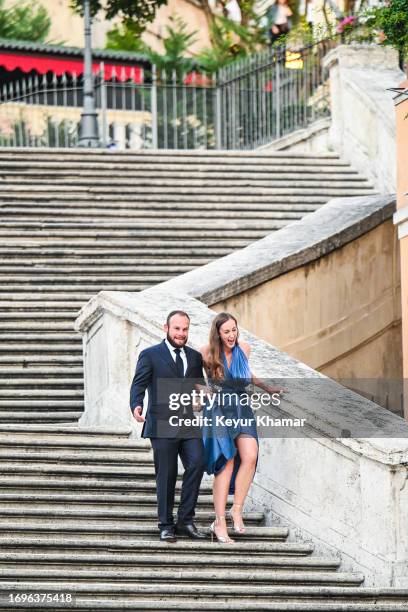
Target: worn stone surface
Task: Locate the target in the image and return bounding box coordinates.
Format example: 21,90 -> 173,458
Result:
259,117 -> 332,154
323,44 -> 404,192
157,193 -> 396,305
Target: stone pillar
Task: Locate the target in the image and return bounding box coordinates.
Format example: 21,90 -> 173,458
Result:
323,44 -> 403,192
128,122 -> 143,150
393,85 -> 408,418
74,291 -> 163,434
112,122 -> 127,149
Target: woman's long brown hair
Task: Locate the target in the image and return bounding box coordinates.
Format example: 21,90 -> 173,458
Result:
208,312 -> 239,380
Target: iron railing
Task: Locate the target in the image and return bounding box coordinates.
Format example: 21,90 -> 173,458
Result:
0,37 -> 336,150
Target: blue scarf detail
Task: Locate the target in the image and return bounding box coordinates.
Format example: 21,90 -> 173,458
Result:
222,344 -> 251,381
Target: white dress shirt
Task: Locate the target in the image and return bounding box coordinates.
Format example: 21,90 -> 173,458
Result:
165,339 -> 187,375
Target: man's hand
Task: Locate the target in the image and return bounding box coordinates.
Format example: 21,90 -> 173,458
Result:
132,406 -> 145,422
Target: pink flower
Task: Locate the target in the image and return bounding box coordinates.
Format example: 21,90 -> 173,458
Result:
336,15 -> 357,33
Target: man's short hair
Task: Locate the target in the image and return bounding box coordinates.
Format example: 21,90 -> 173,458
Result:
166,310 -> 190,326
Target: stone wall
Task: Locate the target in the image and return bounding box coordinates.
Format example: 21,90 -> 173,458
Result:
323,45 -> 404,193
213,218 -> 402,413
157,193 -> 402,413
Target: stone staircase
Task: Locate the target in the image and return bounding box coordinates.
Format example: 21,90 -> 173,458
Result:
0,424 -> 405,611
0,148 -> 377,426
1,149 -> 407,609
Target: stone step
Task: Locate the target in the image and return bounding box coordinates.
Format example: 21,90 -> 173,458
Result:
0,258 -> 212,268
0,534 -> 311,554
0,311 -> 78,318
0,265 -> 196,275
0,164 -> 355,176
0,343 -> 83,352
0,597 -> 405,612
0,449 -> 153,463
0,520 -> 271,538
0,294 -> 109,303
0,177 -> 372,188
0,462 -> 158,477
0,582 -> 401,604
0,475 -> 211,493
0,550 -> 338,571
0,412 -> 82,423
0,217 -> 292,229
0,492 -> 214,507
0,192 -> 371,203
0,210 -> 309,222
0,239 -> 248,251
0,400 -> 83,408
0,424 -> 131,436
0,284 -> 152,293
0,163 -> 355,174
0,406 -> 83,415
0,502 -> 262,524
0,388 -> 83,397
0,164 -> 358,174
0,506 -> 264,523
0,379 -> 82,387
0,358 -> 82,368
0,567 -> 364,585
0,198 -> 328,210
0,432 -> 147,448
0,271 -> 193,282
0,228 -> 273,238
0,148 -> 344,159
0,185 -> 376,196
0,323 -> 82,332
0,300 -> 82,308
0,147 -> 341,155
0,367 -> 83,376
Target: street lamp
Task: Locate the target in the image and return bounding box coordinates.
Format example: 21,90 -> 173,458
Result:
78,0 -> 100,147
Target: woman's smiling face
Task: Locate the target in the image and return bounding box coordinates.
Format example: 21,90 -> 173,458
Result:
219,318 -> 238,350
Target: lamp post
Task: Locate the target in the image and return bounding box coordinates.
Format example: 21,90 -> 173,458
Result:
78,0 -> 100,147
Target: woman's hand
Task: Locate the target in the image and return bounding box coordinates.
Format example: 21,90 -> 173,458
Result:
269,386 -> 288,395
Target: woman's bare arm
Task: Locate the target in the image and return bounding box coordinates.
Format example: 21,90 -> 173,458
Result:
241,340 -> 287,394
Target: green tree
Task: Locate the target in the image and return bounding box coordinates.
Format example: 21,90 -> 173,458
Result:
367,0 -> 408,59
70,0 -> 168,35
107,15 -> 196,74
0,0 -> 51,42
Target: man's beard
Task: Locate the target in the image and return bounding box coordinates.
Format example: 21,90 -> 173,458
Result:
166,333 -> 187,348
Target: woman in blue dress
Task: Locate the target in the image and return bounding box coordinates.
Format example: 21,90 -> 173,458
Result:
200,312 -> 285,544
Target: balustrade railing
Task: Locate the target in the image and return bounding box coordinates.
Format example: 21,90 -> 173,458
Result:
0,37 -> 337,150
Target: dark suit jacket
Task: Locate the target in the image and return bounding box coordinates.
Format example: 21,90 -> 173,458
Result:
129,339 -> 204,438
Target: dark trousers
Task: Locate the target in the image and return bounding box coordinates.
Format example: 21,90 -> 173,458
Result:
269,22 -> 290,45
150,437 -> 205,530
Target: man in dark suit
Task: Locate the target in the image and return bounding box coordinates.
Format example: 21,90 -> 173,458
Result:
130,310 -> 207,542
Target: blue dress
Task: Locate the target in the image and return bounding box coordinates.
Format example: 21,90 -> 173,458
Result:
202,344 -> 259,494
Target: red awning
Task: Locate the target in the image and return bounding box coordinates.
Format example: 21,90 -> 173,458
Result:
0,52 -> 143,83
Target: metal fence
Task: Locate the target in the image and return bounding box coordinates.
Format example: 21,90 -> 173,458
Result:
0,38 -> 335,150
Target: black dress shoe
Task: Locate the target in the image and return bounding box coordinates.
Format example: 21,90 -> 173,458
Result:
175,522 -> 207,539
160,528 -> 177,542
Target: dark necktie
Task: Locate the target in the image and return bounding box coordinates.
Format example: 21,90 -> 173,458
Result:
174,348 -> 184,378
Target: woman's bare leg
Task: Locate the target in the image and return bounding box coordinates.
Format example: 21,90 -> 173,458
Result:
213,458 -> 234,539
231,436 -> 258,530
